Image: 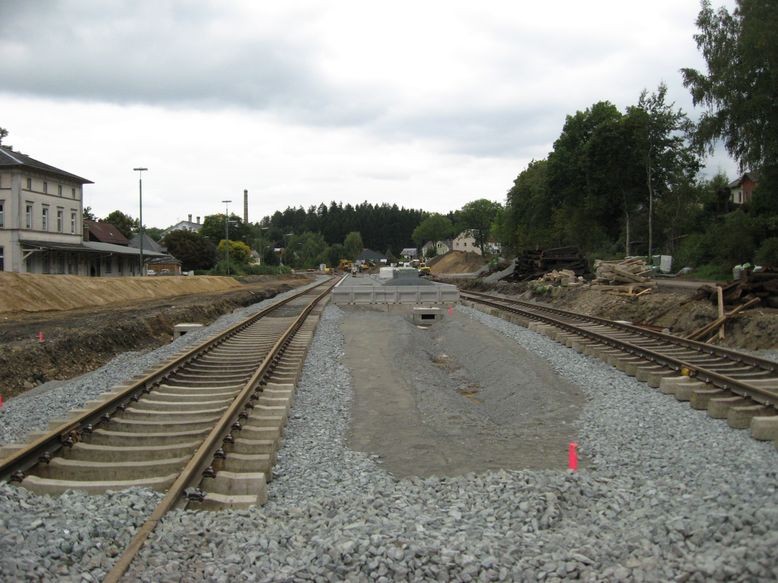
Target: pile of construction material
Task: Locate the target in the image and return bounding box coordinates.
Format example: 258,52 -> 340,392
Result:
592,258 -> 655,296
697,267 -> 778,309
536,269 -> 584,287
507,246 -> 588,281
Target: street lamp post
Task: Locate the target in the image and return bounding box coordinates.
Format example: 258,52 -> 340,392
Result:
222,199 -> 232,275
133,167 -> 148,275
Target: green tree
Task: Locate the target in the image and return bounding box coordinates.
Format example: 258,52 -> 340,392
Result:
343,231 -> 364,259
83,206 -> 96,221
102,210 -> 137,238
459,199 -> 501,254
0,126 -> 8,145
411,214 -> 454,245
285,231 -> 327,268
682,0 -> 778,211
217,240 -> 252,265
628,83 -> 700,261
200,214 -> 252,247
162,230 -> 217,271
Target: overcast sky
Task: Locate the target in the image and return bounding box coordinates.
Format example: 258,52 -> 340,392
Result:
0,0 -> 737,229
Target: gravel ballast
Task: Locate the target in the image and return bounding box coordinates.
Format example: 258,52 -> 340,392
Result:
2,299 -> 778,581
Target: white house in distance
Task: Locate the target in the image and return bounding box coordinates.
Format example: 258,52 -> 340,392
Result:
452,230 -> 479,254
0,144 -> 165,275
161,214 -> 203,238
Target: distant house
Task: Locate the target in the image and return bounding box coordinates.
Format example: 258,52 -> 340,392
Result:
729,172 -> 758,205
356,248 -> 387,265
435,239 -> 453,255
421,241 -> 436,258
400,247 -> 418,259
84,220 -> 167,276
128,233 -> 182,275
452,230 -> 480,255
161,214 -> 203,238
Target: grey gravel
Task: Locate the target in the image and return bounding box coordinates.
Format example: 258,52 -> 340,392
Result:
0,278 -> 325,445
3,298 -> 778,582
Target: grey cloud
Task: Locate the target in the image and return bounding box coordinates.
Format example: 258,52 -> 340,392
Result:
372,105 -> 562,158
0,1 -> 380,125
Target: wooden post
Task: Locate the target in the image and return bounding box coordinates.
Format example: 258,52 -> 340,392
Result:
717,286 -> 725,340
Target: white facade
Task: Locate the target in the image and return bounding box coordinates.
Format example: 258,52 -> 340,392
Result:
452,230 -> 481,255
0,167 -> 85,273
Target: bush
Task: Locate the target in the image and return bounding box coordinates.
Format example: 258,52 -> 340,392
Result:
755,237 -> 778,267
674,233 -> 711,268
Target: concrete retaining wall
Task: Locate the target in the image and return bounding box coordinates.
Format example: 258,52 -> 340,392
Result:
332,284 -> 459,305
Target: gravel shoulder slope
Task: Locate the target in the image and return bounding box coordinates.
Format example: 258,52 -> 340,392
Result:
342,308 -> 583,475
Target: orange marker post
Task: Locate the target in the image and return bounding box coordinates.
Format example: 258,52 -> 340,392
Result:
37,331 -> 45,343
0,395 -> 4,410
568,442 -> 578,471
448,305 -> 454,316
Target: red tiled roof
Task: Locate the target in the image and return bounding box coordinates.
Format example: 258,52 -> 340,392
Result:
84,219 -> 129,245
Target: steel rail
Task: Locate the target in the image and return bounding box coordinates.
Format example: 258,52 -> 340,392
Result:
0,278 -> 331,485
462,291 -> 778,409
103,276 -> 337,583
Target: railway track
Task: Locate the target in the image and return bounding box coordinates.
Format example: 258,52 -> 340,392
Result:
0,276 -> 338,580
461,290 -> 778,445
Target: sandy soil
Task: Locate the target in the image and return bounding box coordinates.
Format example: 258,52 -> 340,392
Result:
0,275 -> 310,397
0,272 -> 243,313
429,251 -> 487,275
342,307 -> 584,476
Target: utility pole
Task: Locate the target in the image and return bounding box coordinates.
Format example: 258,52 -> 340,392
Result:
222,199 -> 232,275
133,168 -> 148,275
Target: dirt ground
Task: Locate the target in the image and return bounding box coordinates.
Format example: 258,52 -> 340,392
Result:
0,272 -> 243,313
0,275 -> 310,398
342,307 -> 584,476
429,251 -> 487,275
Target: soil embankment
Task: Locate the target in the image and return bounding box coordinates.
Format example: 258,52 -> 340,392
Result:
0,275 -> 309,398
0,272 -> 242,313
429,251 -> 487,275
462,279 -> 778,352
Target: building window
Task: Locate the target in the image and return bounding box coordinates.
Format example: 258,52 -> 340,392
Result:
43,181 -> 48,193
72,187 -> 76,198
58,184 -> 63,196
26,177 -> 32,190
71,210 -> 77,233
42,207 -> 49,231
0,200 -> 4,228
0,246 -> 3,271
26,203 -> 33,229
57,208 -> 64,232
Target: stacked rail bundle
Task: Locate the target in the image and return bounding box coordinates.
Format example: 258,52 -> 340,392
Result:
507,246 -> 588,281
592,258 -> 655,295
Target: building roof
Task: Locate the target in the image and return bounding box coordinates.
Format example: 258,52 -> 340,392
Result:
356,248 -> 386,262
0,145 -> 93,184
84,220 -> 129,245
20,239 -> 166,257
161,220 -> 202,236
400,247 -> 418,258
128,233 -> 165,254
728,171 -> 759,189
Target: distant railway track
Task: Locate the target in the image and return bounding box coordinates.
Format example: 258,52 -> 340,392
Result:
461,290 -> 778,442
0,276 -> 339,582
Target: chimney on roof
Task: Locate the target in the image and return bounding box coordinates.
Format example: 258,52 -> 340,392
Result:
244,189 -> 248,224
196,216 -> 200,224
188,214 -> 192,223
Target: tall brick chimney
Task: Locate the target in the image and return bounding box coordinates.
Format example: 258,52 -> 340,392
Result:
243,189 -> 248,224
